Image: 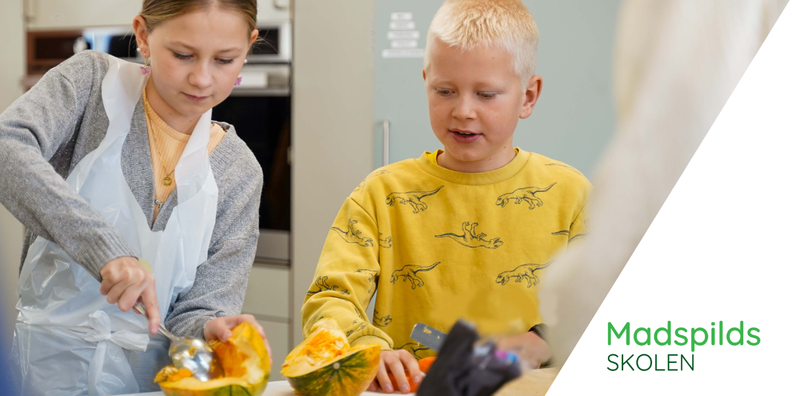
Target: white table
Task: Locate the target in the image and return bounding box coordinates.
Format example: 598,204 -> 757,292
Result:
123,367 -> 559,396
123,380 -> 414,395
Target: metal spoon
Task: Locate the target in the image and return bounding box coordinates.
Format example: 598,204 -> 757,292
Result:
133,301 -> 224,381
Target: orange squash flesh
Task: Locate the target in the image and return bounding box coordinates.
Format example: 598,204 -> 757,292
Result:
154,322 -> 271,396
282,318 -> 381,396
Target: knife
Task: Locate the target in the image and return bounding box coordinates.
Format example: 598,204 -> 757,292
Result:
410,323 -> 447,351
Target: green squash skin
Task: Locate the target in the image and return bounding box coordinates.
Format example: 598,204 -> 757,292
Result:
160,375 -> 268,396
285,347 -> 380,396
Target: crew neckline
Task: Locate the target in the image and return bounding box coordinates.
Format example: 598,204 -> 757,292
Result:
415,148 -> 532,185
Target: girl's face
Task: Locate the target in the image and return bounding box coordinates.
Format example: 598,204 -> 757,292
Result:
134,6 -> 257,122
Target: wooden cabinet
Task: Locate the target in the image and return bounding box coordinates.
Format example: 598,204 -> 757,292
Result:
25,0 -> 140,30
24,0 -> 290,31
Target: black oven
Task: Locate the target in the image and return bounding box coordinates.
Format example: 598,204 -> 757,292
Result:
212,80 -> 291,233
212,59 -> 292,263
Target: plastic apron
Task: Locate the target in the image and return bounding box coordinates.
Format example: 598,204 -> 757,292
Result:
11,56 -> 219,396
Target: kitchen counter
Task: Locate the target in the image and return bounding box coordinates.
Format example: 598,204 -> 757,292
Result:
125,367 -> 559,396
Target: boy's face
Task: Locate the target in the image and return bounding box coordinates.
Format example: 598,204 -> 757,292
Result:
423,39 -> 541,172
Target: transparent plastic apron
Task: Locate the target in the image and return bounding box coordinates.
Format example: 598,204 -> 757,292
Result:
11,56 -> 218,396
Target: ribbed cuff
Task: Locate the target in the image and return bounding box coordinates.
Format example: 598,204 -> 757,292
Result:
350,335 -> 392,350
72,229 -> 137,280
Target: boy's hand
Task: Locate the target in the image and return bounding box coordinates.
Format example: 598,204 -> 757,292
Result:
497,331 -> 551,369
100,256 -> 159,335
204,315 -> 273,365
367,349 -> 423,394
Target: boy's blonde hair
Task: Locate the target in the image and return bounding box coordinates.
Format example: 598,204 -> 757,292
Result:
425,0 -> 539,86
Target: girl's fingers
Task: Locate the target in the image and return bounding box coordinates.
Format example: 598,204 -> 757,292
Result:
140,285 -> 160,335
116,282 -> 146,312
104,282 -> 127,305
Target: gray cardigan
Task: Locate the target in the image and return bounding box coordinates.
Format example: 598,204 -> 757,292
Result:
0,51 -> 263,339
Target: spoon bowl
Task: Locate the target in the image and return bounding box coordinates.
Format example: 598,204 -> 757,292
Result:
133,301 -> 224,381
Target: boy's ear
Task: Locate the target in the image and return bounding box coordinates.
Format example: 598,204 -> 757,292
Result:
422,69 -> 427,81
133,15 -> 150,58
520,75 -> 543,119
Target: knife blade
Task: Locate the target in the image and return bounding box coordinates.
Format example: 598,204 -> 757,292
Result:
410,323 -> 446,351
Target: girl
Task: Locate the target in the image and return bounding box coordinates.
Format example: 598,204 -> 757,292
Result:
0,1 -> 267,394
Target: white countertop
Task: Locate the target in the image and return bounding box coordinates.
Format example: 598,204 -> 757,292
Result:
124,380 -> 414,396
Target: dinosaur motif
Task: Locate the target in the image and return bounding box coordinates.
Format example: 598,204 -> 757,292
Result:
346,322 -> 368,338
496,183 -> 556,209
495,261 -> 553,289
396,342 -> 432,360
435,222 -> 503,249
379,233 -> 393,248
355,268 -> 378,294
552,230 -> 570,236
386,186 -> 444,214
372,310 -> 392,328
331,219 -> 374,247
569,233 -> 587,242
306,276 -> 350,297
353,306 -> 364,320
355,169 -> 390,191
390,262 -> 441,290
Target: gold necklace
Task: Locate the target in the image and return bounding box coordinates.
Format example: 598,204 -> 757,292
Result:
143,90 -> 176,187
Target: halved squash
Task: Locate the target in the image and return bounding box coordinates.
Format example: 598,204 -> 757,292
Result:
282,318 -> 380,396
154,322 -> 270,396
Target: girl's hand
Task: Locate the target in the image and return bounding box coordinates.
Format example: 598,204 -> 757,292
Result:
100,256 -> 159,334
367,349 -> 423,394
204,315 -> 273,365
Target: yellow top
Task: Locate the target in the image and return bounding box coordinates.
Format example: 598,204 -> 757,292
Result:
142,90 -> 226,221
301,149 -> 591,359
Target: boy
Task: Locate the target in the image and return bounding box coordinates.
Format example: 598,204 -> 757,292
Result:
302,0 -> 590,393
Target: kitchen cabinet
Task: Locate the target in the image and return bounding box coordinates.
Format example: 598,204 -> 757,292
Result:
243,263 -> 290,319
256,320 -> 289,381
373,0 -> 620,176
25,0 -> 290,30
243,263 -> 291,380
25,0 -> 140,30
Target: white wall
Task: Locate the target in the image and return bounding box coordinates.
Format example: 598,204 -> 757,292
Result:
291,0 -> 375,344
0,0 -> 26,349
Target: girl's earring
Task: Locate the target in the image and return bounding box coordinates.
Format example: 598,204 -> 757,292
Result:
244,59 -> 248,64
235,76 -> 243,86
140,57 -> 150,75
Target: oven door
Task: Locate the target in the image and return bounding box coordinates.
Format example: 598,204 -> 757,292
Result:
212,65 -> 291,263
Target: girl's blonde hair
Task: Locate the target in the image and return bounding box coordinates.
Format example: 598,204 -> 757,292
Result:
425,0 -> 539,86
140,0 -> 257,33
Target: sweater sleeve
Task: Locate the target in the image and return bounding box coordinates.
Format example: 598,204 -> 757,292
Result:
301,196 -> 393,350
0,52 -> 136,279
163,153 -> 264,339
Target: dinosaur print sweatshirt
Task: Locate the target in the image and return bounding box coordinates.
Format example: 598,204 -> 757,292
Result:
301,148 -> 591,358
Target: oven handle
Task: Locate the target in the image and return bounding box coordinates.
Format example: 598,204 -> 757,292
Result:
382,119 -> 390,166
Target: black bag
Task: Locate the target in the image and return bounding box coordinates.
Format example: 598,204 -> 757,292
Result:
417,320 -> 522,396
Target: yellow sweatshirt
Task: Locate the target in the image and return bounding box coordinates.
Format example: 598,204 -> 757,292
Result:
302,149 -> 591,359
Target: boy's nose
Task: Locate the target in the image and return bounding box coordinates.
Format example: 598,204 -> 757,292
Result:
452,97 -> 477,120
